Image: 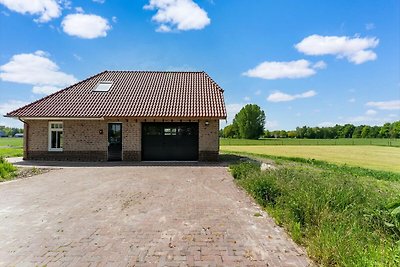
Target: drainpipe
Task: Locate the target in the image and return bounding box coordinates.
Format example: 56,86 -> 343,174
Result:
18,118 -> 28,160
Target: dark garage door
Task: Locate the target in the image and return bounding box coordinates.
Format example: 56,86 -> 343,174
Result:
142,122 -> 199,161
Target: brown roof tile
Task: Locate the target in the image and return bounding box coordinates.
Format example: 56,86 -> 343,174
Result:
6,71 -> 227,119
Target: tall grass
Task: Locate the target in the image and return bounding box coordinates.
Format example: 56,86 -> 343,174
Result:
0,157 -> 17,181
230,161 -> 400,266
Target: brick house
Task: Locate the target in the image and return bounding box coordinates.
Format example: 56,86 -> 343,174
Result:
6,71 -> 227,161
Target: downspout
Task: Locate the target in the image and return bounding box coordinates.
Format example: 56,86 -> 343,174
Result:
18,118 -> 28,160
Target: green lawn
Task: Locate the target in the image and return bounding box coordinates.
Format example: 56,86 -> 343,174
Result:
221,145 -> 400,173
0,137 -> 23,147
220,138 -> 400,147
0,138 -> 23,157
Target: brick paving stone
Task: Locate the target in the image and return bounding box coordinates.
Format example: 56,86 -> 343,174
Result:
0,166 -> 311,266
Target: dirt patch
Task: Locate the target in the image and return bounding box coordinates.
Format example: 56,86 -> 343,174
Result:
15,167 -> 53,180
119,191 -> 145,210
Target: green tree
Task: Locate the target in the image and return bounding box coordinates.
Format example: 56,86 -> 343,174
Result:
389,121 -> 400,138
361,126 -> 371,138
340,124 -> 355,138
264,130 -> 271,138
223,124 -> 239,138
287,131 -> 297,138
379,123 -> 391,138
352,126 -> 363,138
233,104 -> 266,139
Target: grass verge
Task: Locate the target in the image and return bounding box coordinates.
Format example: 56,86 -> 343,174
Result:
0,157 -> 17,182
0,147 -> 23,158
229,158 -> 400,266
223,151 -> 400,182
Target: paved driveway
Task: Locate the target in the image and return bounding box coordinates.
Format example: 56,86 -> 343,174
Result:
0,165 -> 309,266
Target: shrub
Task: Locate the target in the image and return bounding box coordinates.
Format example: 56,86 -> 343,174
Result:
229,161 -> 259,179
0,157 -> 17,181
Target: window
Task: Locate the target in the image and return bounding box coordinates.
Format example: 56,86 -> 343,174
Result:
48,122 -> 63,151
93,81 -> 113,92
164,127 -> 177,136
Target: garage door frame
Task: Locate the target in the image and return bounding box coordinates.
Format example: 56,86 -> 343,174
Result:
141,122 -> 199,161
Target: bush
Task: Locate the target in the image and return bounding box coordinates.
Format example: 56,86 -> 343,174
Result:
229,161 -> 259,179
0,157 -> 17,181
230,161 -> 400,266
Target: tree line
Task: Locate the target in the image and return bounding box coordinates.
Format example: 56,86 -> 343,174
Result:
220,104 -> 400,139
0,126 -> 23,137
263,122 -> 400,139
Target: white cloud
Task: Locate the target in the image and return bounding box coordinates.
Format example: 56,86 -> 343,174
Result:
0,0 -> 61,22
366,100 -> 400,110
267,90 -> 317,102
365,23 -> 375,31
156,24 -> 172,32
346,115 -> 392,125
365,109 -> 377,116
144,0 -> 211,32
32,85 -> 61,94
62,13 -> 111,39
0,50 -> 77,95
220,103 -> 243,128
243,60 -> 322,80
318,121 -> 337,127
112,16 -> 117,23
92,0 -> 105,3
0,100 -> 28,117
73,53 -> 82,61
75,6 -> 84,13
295,34 -> 379,64
244,96 -> 251,102
0,100 -> 28,128
313,60 -> 327,69
265,120 -> 279,130
348,98 -> 356,103
255,90 -> 262,95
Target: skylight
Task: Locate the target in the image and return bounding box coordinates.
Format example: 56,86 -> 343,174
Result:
94,81 -> 113,92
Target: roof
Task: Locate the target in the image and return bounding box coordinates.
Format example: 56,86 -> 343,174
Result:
6,71 -> 227,119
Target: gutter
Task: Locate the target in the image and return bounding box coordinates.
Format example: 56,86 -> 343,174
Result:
18,117 -> 28,160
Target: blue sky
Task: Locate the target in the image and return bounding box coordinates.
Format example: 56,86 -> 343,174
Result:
0,0 -> 399,129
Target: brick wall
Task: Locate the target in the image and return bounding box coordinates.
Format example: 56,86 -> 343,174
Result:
25,118 -> 220,161
198,119 -> 219,161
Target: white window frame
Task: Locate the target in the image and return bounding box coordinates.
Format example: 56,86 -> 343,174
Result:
93,81 -> 113,92
48,121 -> 63,152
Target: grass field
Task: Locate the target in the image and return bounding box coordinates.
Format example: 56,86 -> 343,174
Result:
0,138 -> 23,157
221,145 -> 400,173
221,137 -> 400,147
0,137 -> 23,147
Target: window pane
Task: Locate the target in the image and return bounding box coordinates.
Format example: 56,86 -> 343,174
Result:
94,82 -> 113,92
171,128 -> 177,136
58,132 -> 63,148
51,131 -> 57,148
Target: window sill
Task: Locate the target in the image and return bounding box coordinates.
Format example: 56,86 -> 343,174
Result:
48,149 -> 63,152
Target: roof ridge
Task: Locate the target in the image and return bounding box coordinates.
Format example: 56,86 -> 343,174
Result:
5,70 -> 108,117
106,70 -> 205,73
